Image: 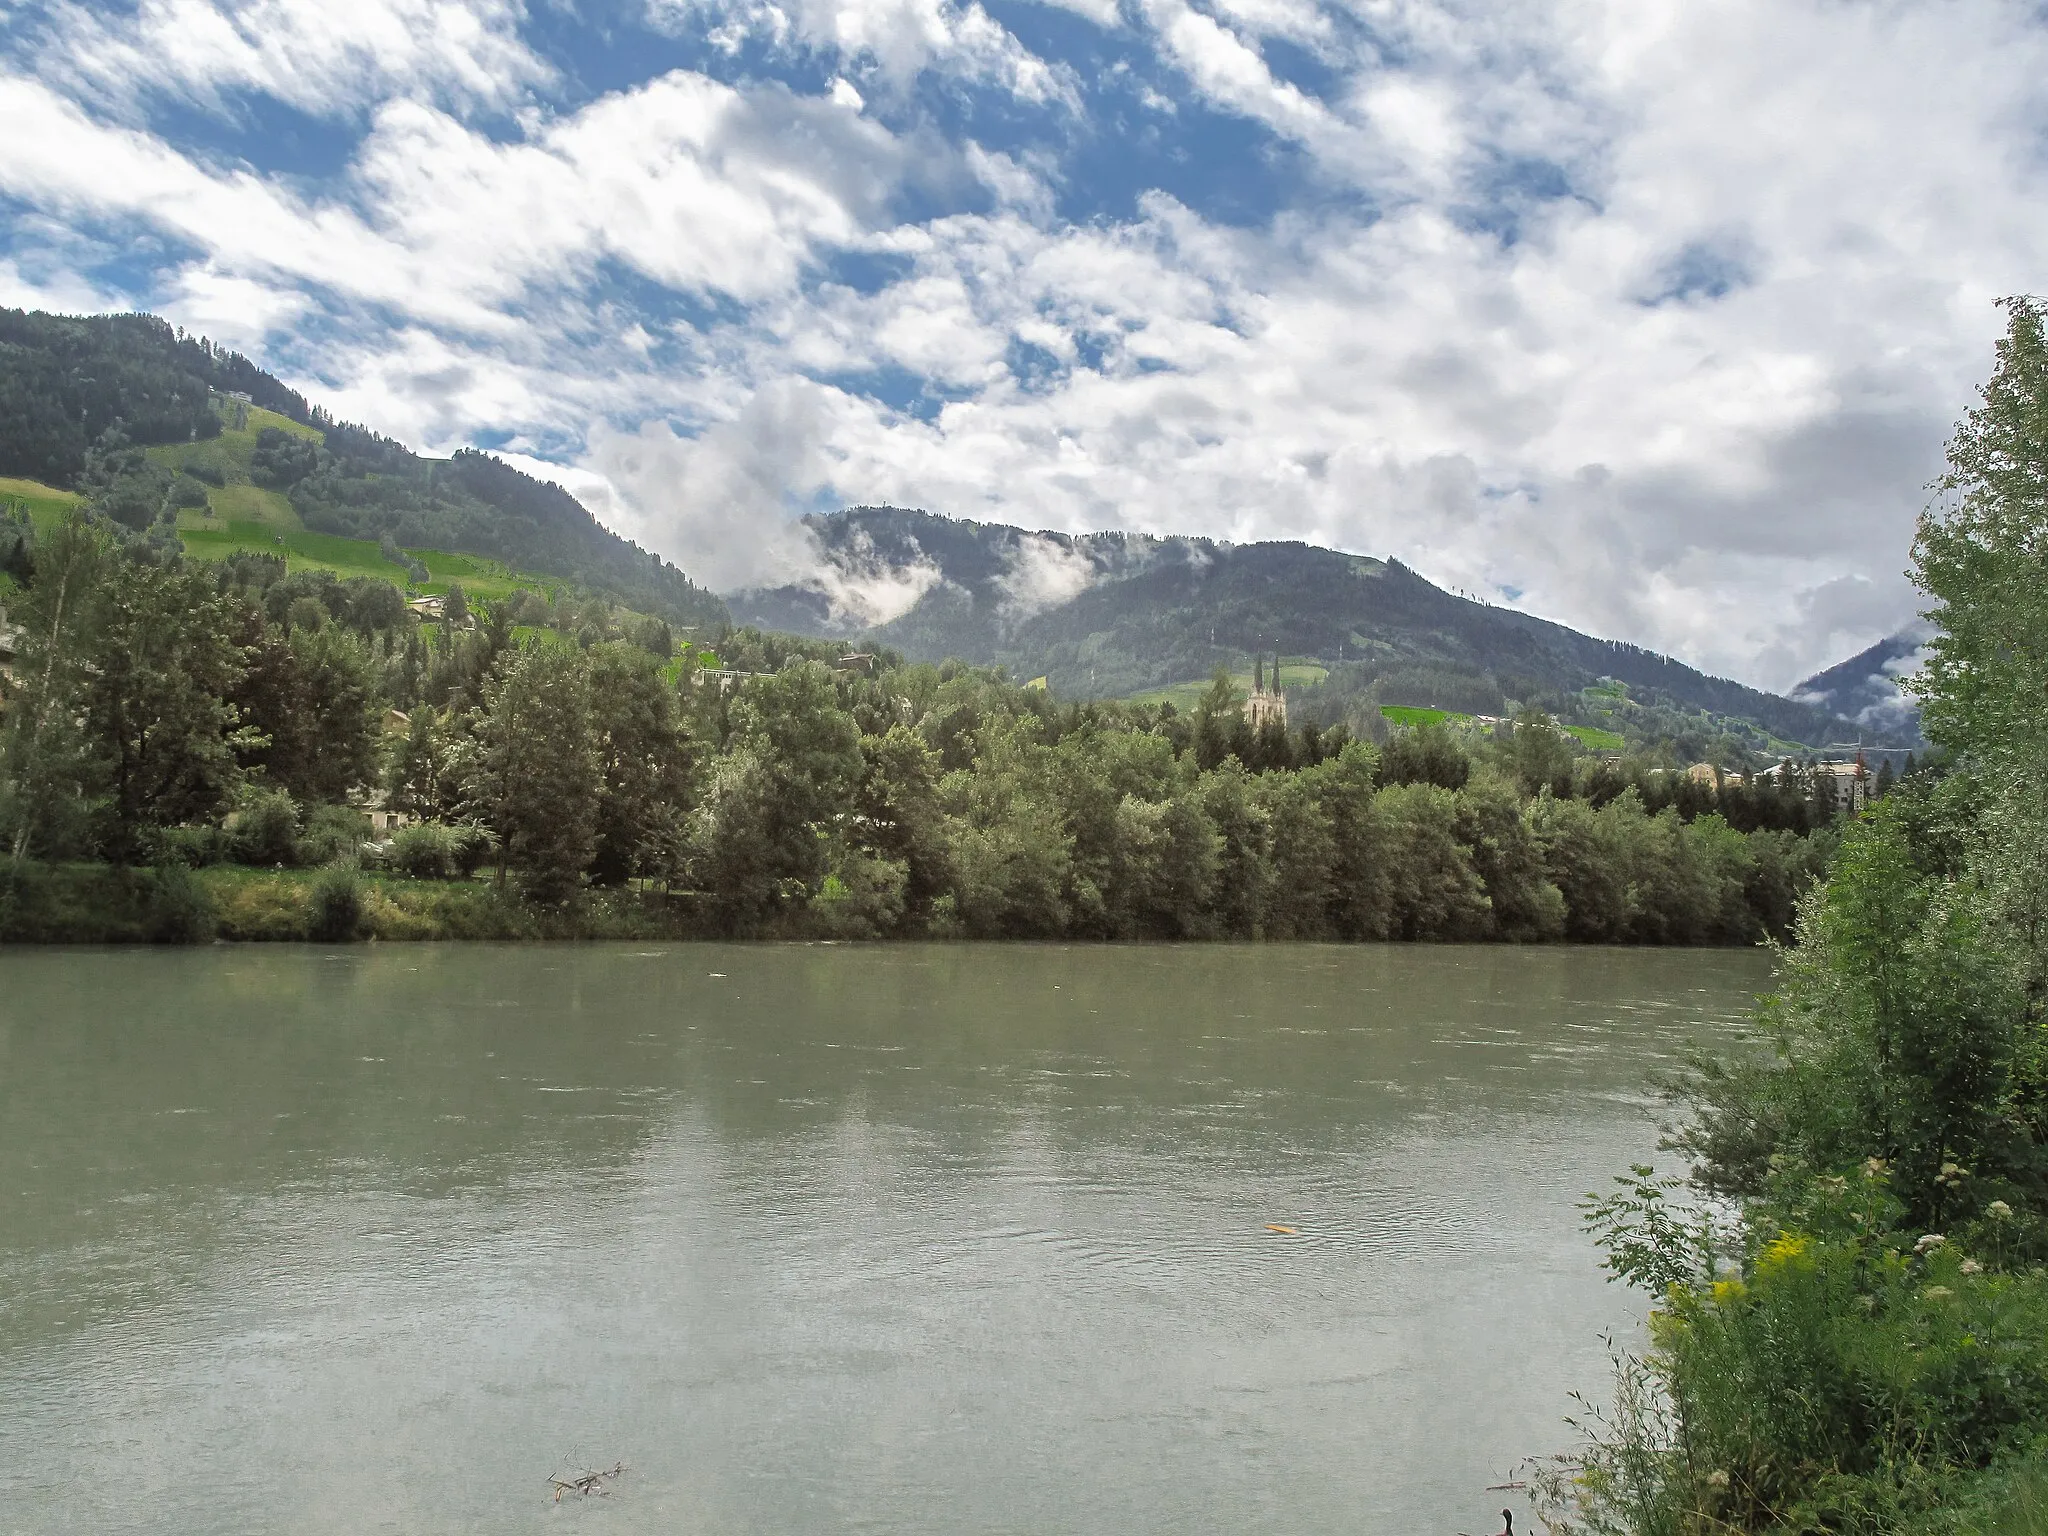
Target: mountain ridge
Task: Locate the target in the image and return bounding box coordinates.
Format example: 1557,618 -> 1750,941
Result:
1790,624 -> 1931,744
733,505 -> 1879,753
0,308 -> 727,630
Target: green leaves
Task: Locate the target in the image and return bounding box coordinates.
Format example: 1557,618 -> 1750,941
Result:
477,643 -> 600,906
1583,1164 -> 1718,1296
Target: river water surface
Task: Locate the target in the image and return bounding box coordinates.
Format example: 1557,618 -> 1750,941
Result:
0,942 -> 1769,1535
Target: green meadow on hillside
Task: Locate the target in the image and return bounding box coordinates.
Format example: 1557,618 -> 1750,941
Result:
5,474 -> 552,603
0,475 -> 81,531
1126,662 -> 1330,711
1379,704 -> 1468,729
0,403 -> 558,605
1116,680 -> 1626,751
1379,706 -> 1621,750
1564,724 -> 1625,750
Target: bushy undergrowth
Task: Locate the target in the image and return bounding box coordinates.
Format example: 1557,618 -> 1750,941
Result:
1551,1166 -> 2048,1535
381,820 -> 494,880
145,862 -> 217,943
307,858 -> 365,941
0,862 -> 709,942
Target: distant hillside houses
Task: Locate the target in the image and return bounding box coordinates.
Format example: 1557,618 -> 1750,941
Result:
1753,758 -> 1875,816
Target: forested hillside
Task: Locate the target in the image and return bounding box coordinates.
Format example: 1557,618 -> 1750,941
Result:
0,308 -> 726,629
1790,623 -> 1930,741
732,507 -> 1866,754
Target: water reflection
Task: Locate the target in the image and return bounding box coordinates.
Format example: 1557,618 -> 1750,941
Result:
0,942 -> 1767,1534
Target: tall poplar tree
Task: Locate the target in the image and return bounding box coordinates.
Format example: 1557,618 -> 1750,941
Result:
478,645 -> 600,904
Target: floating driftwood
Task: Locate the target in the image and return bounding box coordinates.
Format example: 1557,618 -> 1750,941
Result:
549,1463 -> 627,1501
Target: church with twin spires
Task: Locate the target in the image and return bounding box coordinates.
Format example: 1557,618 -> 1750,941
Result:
1244,653 -> 1288,731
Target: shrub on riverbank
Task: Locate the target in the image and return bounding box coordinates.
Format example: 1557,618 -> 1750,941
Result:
0,863 -> 701,942
307,859 -> 365,941
1555,1167 -> 2048,1534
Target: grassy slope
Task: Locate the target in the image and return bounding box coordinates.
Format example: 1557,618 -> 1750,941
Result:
156,403 -> 316,530
0,408 -> 555,602
1125,662 -> 1331,711
0,474 -> 82,533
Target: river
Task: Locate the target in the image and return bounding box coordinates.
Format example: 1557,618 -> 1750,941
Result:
0,942 -> 1769,1534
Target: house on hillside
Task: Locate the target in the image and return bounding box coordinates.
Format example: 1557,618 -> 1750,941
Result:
407,595 -> 475,630
1686,763 -> 1746,788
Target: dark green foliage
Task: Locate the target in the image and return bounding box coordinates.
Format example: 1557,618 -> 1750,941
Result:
297,803 -> 368,866
227,786 -> 300,866
1376,782 -> 1493,940
0,313 -> 224,484
1455,773 -> 1566,940
855,725 -> 953,919
387,822 -> 459,879
249,426 -> 319,488
80,428 -> 175,531
1378,721 -> 1471,789
380,821 -> 494,880
478,643 -> 601,905
77,550 -> 250,860
145,862 -> 217,943
233,620 -> 380,804
0,310 -> 310,487
307,858 -> 366,941
587,643 -> 693,886
152,823 -> 230,867
0,505 -> 33,583
696,661 -> 865,926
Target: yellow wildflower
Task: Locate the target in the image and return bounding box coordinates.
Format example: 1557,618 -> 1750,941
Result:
1757,1231 -> 1810,1275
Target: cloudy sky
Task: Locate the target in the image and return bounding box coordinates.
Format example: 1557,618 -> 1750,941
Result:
0,0 -> 2039,688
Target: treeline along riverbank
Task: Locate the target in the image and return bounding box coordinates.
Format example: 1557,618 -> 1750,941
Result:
0,508 -> 1855,945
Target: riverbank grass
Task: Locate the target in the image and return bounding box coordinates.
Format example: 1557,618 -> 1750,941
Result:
0,863 -> 713,943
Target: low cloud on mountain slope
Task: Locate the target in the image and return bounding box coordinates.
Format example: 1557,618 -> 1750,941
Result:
4,0 -> 2043,689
